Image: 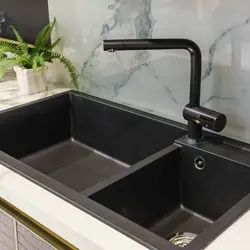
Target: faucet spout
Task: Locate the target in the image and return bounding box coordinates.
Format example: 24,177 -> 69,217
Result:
103,39 -> 227,144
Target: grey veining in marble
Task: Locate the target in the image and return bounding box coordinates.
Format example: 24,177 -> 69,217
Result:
203,17 -> 250,80
48,0 -> 250,144
78,0 -> 156,97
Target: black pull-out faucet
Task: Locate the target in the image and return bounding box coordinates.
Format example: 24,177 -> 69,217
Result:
103,39 -> 227,144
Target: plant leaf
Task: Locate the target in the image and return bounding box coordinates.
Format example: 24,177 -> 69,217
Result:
35,23 -> 51,49
49,51 -> 79,89
32,53 -> 39,72
15,54 -> 32,69
35,17 -> 56,51
45,38 -> 61,51
9,26 -> 23,44
0,58 -> 18,79
0,41 -> 22,56
9,26 -> 29,55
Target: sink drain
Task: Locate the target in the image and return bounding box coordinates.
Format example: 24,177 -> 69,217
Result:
168,232 -> 197,247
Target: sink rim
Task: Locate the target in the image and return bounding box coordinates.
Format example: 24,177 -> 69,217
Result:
0,90 -> 249,250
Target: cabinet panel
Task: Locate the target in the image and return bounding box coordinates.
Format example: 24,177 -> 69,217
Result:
17,222 -> 55,250
0,209 -> 15,250
1,0 -> 49,44
0,198 -> 77,250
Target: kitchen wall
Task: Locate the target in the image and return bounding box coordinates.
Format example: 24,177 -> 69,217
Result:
48,0 -> 250,144
1,0 -> 49,43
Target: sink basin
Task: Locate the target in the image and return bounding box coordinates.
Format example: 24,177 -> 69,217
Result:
0,90 -> 249,250
0,91 -> 185,193
90,140 -> 250,249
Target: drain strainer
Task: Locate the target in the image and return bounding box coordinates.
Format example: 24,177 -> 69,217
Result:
168,232 -> 197,247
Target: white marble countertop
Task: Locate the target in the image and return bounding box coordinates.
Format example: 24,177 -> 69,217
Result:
0,80 -> 248,250
0,80 -> 69,110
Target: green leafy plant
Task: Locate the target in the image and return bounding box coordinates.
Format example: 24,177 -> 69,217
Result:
0,18 -> 79,89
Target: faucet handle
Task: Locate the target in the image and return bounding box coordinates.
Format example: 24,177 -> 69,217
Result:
183,105 -> 227,132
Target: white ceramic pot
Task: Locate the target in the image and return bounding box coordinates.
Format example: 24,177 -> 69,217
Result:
14,65 -> 50,95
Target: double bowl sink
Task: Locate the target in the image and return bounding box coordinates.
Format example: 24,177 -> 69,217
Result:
0,90 -> 250,249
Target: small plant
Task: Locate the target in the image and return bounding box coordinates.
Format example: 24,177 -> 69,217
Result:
0,18 -> 79,89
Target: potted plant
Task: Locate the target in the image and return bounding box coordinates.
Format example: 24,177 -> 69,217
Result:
0,18 -> 78,94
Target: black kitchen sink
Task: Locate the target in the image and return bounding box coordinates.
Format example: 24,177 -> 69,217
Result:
0,90 -> 249,250
90,140 -> 250,249
0,91 -> 185,193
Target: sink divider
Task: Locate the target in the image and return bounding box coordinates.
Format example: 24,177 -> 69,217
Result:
82,144 -> 181,197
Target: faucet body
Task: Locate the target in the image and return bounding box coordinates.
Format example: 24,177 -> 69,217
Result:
103,39 -> 227,143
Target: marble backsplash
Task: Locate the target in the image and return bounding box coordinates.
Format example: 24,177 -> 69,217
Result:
48,0 -> 250,144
